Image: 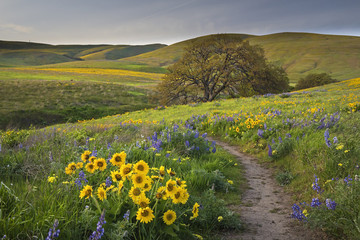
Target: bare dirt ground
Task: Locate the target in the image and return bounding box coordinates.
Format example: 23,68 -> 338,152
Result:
214,139 -> 326,240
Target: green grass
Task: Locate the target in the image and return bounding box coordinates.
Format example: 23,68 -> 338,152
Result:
0,78 -> 154,129
37,60 -> 167,74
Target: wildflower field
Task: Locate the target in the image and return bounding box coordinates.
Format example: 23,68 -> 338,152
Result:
1,77 -> 360,239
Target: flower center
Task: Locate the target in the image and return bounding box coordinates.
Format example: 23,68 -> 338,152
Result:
141,210 -> 149,217
97,162 -> 103,167
137,165 -> 144,171
174,191 -> 181,199
115,156 -> 121,162
71,165 -> 76,171
124,167 -> 131,175
135,176 -> 143,184
167,183 -> 174,191
86,189 -> 92,195
115,174 -> 122,180
140,201 -> 148,208
166,214 -> 173,221
133,188 -> 141,196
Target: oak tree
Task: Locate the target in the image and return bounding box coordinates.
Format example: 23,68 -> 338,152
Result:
157,37 -> 289,104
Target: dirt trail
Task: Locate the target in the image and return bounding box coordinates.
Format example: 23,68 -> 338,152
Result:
214,139 -> 321,240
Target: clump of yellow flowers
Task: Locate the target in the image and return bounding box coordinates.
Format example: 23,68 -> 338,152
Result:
63,150 -> 199,228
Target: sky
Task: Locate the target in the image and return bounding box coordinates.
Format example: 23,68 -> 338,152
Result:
0,0 -> 359,45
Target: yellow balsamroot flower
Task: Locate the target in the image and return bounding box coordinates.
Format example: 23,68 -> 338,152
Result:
81,151 -> 92,162
171,187 -> 189,204
336,144 -> 344,150
85,162 -> 96,173
94,158 -> 107,171
133,160 -> 149,175
167,168 -> 176,176
110,152 -> 126,167
142,177 -> 152,192
228,180 -> 234,185
89,156 -> 97,163
236,127 -> 240,133
117,180 -> 124,194
191,202 -> 200,219
79,185 -> 93,199
120,163 -> 133,178
165,180 -> 178,197
65,162 -> 77,175
137,194 -> 150,208
111,170 -> 123,182
97,186 -> 107,201
129,186 -> 144,202
159,166 -> 166,176
47,176 -> 57,183
193,234 -> 203,240
136,207 -> 155,224
163,210 -> 176,225
76,162 -> 83,169
217,216 -> 223,222
156,186 -> 168,200
176,178 -> 187,188
131,173 -> 148,189
338,163 -> 343,167
302,209 -> 308,217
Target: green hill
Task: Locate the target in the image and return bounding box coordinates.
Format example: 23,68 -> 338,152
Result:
120,32 -> 360,82
0,40 -> 166,67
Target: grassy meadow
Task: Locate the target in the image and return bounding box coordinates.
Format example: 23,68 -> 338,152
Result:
0,63 -> 165,129
1,76 -> 360,239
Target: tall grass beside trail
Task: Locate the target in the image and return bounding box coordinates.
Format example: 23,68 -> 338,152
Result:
1,77 -> 360,239
0,119 -> 243,239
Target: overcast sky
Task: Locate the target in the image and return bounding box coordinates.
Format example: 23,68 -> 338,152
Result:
0,0 -> 359,45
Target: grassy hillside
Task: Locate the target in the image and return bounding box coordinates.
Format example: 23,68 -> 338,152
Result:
1,78 -> 359,239
0,77 -> 155,129
0,40 -> 166,67
121,32 -> 360,83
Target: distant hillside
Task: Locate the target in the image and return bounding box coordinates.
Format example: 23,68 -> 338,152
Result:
0,40 -> 166,66
120,32 -> 360,82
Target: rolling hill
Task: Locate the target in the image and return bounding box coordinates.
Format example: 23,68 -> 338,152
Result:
0,40 -> 166,66
120,32 -> 360,82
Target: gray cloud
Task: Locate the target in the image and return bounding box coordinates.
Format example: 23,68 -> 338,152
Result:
0,0 -> 359,44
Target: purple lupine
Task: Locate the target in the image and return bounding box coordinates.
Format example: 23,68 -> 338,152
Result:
312,175 -> 322,194
344,175 -> 353,186
310,198 -> 322,207
257,129 -> 264,138
278,137 -> 282,143
212,147 -> 216,153
75,171 -> 88,189
324,129 -> 331,147
325,199 -> 336,210
185,140 -> 190,147
46,219 -> 60,240
105,177 -> 112,188
123,210 -> 130,221
291,204 -> 307,221
89,210 -> 106,240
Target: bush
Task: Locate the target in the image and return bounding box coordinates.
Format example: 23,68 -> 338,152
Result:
295,73 -> 337,90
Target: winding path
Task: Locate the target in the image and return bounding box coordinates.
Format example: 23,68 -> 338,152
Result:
214,139 -> 322,240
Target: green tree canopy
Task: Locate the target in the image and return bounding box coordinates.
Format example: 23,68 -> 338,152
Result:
295,73 -> 337,90
157,37 -> 289,105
